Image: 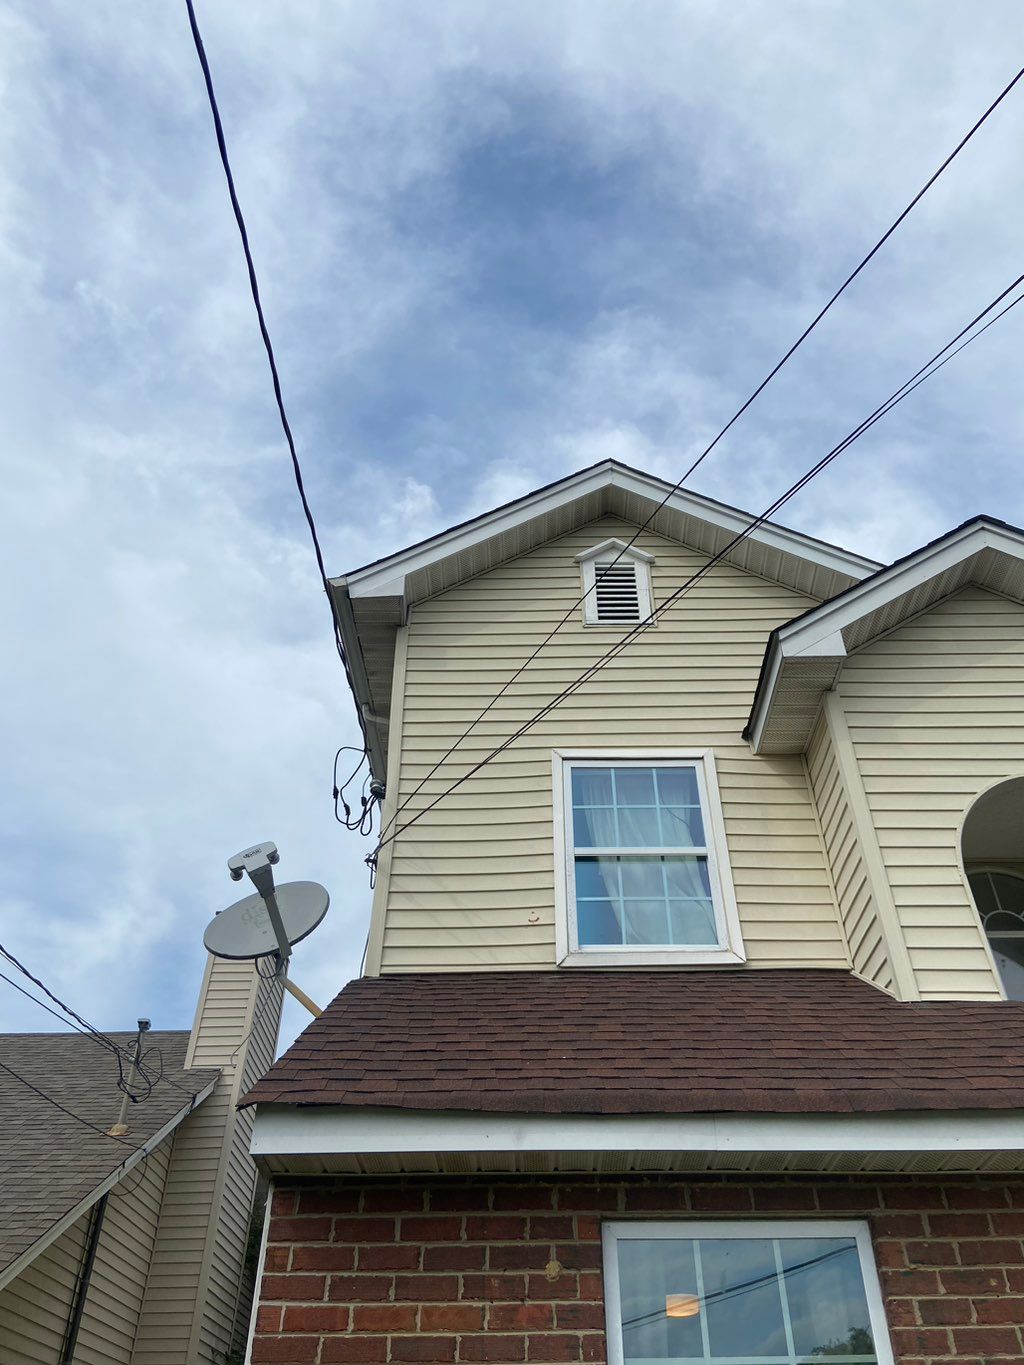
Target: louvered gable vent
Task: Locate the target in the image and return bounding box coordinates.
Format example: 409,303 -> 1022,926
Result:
575,538 -> 655,626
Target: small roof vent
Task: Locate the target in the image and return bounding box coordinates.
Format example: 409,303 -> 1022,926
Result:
574,538 -> 655,626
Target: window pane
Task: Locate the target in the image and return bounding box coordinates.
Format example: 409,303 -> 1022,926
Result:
577,899 -> 622,946
575,856 -> 620,900
654,766 -> 700,806
617,1239 -> 703,1365
615,767 -> 656,805
659,805 -> 705,845
623,900 -> 670,945
570,763 -> 707,852
781,1237 -> 876,1361
669,900 -> 718,944
617,805 -> 663,847
619,859 -> 665,899
703,1237 -> 788,1357
574,804 -> 615,848
572,767 -> 613,806
989,938 -> 1024,1001
663,857 -> 712,898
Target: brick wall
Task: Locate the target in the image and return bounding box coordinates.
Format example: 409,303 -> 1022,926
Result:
251,1176 -> 1024,1365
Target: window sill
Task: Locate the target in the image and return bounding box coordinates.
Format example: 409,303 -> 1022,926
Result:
557,946 -> 747,969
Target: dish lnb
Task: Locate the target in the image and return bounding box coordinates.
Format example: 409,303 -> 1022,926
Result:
228,841 -> 280,882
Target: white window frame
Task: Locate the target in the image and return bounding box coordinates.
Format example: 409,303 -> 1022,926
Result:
602,1219 -> 895,1365
575,539 -> 655,627
552,749 -> 744,968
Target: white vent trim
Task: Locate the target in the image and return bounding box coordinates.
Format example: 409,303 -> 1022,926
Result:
574,539 -> 654,626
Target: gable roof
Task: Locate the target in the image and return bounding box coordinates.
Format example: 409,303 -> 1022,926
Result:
0,1031 -> 218,1287
747,515 -> 1024,753
332,460 -> 879,778
242,968 -> 1024,1117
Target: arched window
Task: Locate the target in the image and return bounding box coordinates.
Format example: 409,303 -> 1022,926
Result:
966,869 -> 1024,1001
962,776 -> 1024,1000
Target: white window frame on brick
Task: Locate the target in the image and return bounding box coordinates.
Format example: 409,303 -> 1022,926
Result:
574,539 -> 655,626
552,749 -> 744,968
602,1219 -> 895,1365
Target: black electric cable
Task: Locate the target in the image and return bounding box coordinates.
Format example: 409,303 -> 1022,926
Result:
376,59 -> 1024,846
0,1058 -> 137,1146
182,0 -> 370,765
371,272 -> 1024,856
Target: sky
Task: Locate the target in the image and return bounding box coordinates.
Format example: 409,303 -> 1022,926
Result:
2,1 -> 1024,1051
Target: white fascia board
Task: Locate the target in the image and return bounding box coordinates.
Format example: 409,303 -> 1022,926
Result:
251,1103 -> 1024,1161
0,1076 -> 218,1293
341,463 -> 878,602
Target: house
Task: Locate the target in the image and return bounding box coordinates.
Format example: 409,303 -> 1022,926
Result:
0,953 -> 283,1364
242,459 -> 1024,1365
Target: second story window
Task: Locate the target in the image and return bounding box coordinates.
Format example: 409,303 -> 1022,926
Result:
553,751 -> 744,967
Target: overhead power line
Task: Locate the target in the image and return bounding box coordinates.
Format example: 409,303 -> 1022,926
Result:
0,1058 -> 137,1147
376,58 -> 1024,845
370,271 -> 1024,856
182,0 -> 373,768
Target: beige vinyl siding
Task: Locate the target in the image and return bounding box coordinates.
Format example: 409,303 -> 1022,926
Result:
805,710 -> 893,991
0,1141 -> 170,1365
133,957 -> 282,1364
375,517 -> 849,972
838,585 -> 1023,1000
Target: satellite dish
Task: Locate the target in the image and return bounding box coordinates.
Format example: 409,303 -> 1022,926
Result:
204,880 -> 329,961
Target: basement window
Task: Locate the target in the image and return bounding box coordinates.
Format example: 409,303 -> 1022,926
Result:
602,1220 -> 894,1365
574,539 -> 654,626
552,751 -> 744,968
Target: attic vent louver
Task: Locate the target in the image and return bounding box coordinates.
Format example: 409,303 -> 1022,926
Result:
594,561 -> 641,622
575,538 -> 655,627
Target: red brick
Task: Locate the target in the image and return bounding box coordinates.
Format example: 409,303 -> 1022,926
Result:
557,1186 -> 619,1213
919,1298 -> 972,1325
332,1217 -> 397,1243
489,1244 -> 553,1272
974,1296 -> 1024,1324
272,1188 -> 298,1216
425,1244 -> 486,1271
928,1212 -> 991,1237
489,1303 -> 554,1331
298,1187 -> 361,1215
459,1336 -> 526,1362
948,1184 -> 1011,1210
578,1272 -> 604,1300
431,1186 -> 490,1212
321,1339 -> 388,1364
623,1185 -> 688,1212
555,1302 -> 605,1330
389,1336 -> 456,1363
353,1304 -> 418,1332
1008,1268 -> 1024,1292
528,1273 -> 580,1301
492,1185 -> 556,1212
291,1245 -> 356,1272
816,1183 -> 880,1211
251,1338 -> 318,1363
555,1243 -> 602,1272
883,1184 -> 948,1210
575,1216 -> 602,1243
282,1304 -> 350,1333
528,1216 -> 574,1240
952,1326 -> 1023,1352
940,1267 -> 1008,1295
689,1185 -> 754,1212
358,1244 -> 421,1272
464,1273 -> 528,1302
402,1216 -> 465,1242
422,1304 -> 486,1331
527,1333 -> 581,1361
885,1298 -> 919,1327
264,1246 -> 289,1273
959,1239 -> 1024,1265
328,1275 -> 393,1303
871,1212 -> 925,1238
872,1240 -> 907,1269
751,1185 -> 817,1212
261,1274 -> 326,1302
881,1268 -> 941,1296
581,1333 -> 606,1362
256,1305 -> 282,1333
269,1216 -> 332,1242
991,1211 -> 1024,1236
467,1216 -> 528,1241
905,1240 -> 958,1267
891,1327 -> 953,1354
394,1274 -> 460,1301
362,1186 -> 427,1213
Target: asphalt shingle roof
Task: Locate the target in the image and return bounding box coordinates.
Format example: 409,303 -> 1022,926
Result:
0,1031 -> 218,1278
242,969 -> 1024,1116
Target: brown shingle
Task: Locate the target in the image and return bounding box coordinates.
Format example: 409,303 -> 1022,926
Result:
241,969 -> 1024,1115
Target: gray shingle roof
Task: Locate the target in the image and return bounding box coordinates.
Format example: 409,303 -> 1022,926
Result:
0,1030 -> 218,1279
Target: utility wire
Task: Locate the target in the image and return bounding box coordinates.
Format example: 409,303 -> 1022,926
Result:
0,1058 -> 137,1147
372,272 -> 1024,856
376,59 -> 1024,846
182,0 -> 370,763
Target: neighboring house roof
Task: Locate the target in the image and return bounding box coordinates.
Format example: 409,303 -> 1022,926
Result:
746,514 -> 1024,753
242,969 -> 1024,1116
331,459 -> 880,779
0,1031 -> 218,1286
